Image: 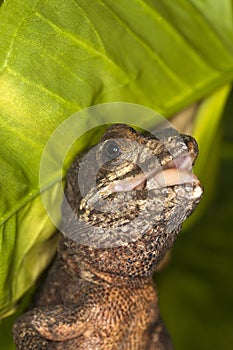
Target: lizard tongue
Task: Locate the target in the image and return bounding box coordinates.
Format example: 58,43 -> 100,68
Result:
113,168 -> 198,192
146,168 -> 198,190
146,154 -> 198,189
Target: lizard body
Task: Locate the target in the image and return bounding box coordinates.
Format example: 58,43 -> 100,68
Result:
14,124 -> 203,349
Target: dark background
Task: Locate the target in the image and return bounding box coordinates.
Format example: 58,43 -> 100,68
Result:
157,88 -> 233,350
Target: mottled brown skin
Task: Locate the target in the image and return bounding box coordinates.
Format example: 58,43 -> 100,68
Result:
14,124 -> 203,349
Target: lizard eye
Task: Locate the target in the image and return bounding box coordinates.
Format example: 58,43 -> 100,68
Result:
103,140 -> 121,160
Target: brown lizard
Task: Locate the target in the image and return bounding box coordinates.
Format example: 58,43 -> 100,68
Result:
13,123 -> 203,349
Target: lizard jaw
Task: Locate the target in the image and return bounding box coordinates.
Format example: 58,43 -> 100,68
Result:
85,154 -> 202,210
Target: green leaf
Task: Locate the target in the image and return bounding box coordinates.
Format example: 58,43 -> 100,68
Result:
183,84 -> 232,228
0,0 -> 233,348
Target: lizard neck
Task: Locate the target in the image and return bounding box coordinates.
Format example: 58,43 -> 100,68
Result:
79,262 -> 152,288
60,237 -> 154,287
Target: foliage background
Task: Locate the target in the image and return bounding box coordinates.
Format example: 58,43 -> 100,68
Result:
157,93 -> 233,349
0,1 -> 233,349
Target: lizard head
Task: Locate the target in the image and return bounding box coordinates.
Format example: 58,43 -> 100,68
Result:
62,124 -> 203,278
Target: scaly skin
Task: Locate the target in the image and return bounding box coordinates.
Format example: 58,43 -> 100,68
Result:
14,124 -> 203,349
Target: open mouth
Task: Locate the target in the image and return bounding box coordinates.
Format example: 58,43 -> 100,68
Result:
99,154 -> 200,195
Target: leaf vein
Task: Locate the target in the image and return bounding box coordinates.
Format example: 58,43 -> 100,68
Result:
34,10 -> 129,82
100,0 -> 188,88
